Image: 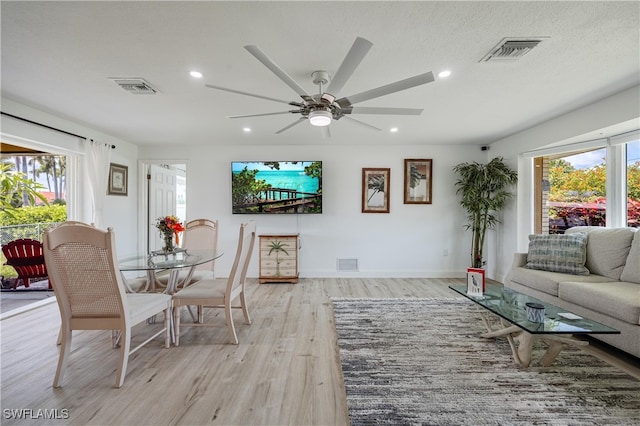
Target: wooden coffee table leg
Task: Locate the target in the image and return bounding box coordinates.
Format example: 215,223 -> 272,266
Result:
539,341 -> 565,366
515,332 -> 534,367
539,335 -> 589,366
480,324 -> 521,338
481,325 -> 534,367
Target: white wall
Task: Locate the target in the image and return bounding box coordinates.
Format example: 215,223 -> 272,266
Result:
489,85 -> 640,282
139,144 -> 483,278
5,84 -> 638,281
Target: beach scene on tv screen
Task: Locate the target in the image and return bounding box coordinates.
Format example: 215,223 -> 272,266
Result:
231,161 -> 322,214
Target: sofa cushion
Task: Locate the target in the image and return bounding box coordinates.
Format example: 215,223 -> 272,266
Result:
566,226 -> 636,280
524,233 -> 589,275
620,230 -> 640,284
508,267 -> 614,297
559,281 -> 640,325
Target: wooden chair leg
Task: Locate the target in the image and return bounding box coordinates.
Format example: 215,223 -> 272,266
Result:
240,291 -> 251,325
225,302 -> 238,345
114,328 -> 131,388
53,327 -> 72,388
173,306 -> 181,347
163,308 -> 170,348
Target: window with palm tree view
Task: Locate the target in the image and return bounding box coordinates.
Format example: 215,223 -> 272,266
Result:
1,152 -> 67,286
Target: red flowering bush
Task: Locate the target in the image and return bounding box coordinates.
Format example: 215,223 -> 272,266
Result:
549,198 -> 640,233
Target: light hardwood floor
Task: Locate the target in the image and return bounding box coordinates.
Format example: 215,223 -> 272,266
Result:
1,278 -> 638,425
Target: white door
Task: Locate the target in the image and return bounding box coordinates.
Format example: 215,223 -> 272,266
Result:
148,164 -> 177,252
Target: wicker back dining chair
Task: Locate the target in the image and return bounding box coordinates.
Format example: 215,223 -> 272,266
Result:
182,219 -> 219,279
172,220 -> 256,345
154,218 -> 219,289
43,222 -> 172,388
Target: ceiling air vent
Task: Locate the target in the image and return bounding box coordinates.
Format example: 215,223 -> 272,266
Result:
110,78 -> 157,94
480,37 -> 548,62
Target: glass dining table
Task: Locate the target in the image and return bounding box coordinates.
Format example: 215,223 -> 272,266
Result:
118,249 -> 224,295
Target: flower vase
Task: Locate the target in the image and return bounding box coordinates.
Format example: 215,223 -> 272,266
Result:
162,232 -> 175,253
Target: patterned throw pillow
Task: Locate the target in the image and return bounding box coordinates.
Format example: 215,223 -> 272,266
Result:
525,233 -> 590,275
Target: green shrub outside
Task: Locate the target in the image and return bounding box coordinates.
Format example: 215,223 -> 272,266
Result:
0,204 -> 67,226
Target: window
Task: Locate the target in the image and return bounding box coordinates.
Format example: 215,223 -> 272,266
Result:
533,130 -> 640,234
0,150 -> 68,243
540,148 -> 606,234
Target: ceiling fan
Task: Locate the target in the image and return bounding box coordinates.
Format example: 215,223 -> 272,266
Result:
205,37 -> 435,136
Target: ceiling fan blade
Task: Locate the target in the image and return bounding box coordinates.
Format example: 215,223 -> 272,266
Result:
347,106 -> 423,115
336,71 -> 435,108
228,111 -> 296,119
327,37 -> 373,95
205,84 -> 291,105
320,125 -> 331,139
342,116 -> 382,131
275,117 -> 306,134
244,45 -> 311,98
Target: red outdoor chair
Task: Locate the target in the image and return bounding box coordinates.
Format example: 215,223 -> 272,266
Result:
2,238 -> 51,289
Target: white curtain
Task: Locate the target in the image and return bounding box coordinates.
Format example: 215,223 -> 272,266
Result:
84,140 -> 111,228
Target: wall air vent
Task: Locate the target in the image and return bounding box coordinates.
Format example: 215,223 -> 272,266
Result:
480,37 -> 549,62
337,258 -> 358,272
110,78 -> 157,94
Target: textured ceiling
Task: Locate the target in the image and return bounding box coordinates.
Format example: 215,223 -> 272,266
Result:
1,1 -> 639,147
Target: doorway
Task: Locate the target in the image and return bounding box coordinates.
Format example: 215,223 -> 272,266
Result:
138,161 -> 187,253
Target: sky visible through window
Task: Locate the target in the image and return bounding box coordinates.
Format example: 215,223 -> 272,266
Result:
563,148 -> 605,169
563,142 -> 639,169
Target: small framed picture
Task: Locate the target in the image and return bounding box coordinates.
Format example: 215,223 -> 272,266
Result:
362,168 -> 390,213
467,268 -> 485,296
108,163 -> 128,196
404,159 -> 432,204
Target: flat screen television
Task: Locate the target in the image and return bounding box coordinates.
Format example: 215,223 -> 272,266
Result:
231,161 -> 322,214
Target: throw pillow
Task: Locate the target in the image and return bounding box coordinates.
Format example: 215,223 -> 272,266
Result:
525,233 -> 589,275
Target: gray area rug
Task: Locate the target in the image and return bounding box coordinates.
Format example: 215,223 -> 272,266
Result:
332,298 -> 640,426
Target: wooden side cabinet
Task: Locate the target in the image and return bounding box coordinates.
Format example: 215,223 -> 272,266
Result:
259,234 -> 299,284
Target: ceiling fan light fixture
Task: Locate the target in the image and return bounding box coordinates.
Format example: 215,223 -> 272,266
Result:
309,110 -> 332,127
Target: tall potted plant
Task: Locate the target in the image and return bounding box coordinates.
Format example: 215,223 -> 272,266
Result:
453,157 -> 518,268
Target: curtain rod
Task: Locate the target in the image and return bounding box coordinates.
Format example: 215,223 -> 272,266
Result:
1,111 -> 115,149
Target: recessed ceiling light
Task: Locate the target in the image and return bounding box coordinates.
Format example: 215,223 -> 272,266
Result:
189,70 -> 203,78
390,127 -> 399,133
438,70 -> 451,78
243,127 -> 251,133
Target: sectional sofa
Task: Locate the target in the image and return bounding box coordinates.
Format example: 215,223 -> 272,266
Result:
505,226 -> 640,359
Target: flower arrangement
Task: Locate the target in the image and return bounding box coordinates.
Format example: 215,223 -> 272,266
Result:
156,215 -> 185,252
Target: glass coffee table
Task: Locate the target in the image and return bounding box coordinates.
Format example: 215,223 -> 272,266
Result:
449,285 -> 620,367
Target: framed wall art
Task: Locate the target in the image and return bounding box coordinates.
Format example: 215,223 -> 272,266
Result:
362,168 -> 390,213
108,163 -> 128,196
404,159 -> 432,204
